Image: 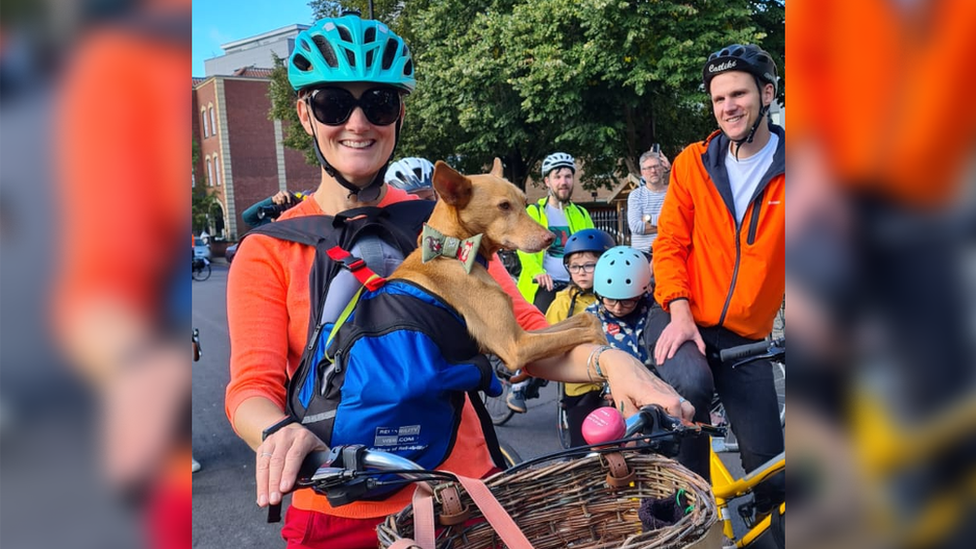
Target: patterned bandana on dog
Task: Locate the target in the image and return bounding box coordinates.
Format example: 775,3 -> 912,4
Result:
421,224 -> 485,274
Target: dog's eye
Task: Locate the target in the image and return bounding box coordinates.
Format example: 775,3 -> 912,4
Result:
498,201 -> 511,211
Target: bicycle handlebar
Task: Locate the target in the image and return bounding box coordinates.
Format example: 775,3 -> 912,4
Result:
290,406 -> 725,512
718,337 -> 785,364
581,405 -> 725,456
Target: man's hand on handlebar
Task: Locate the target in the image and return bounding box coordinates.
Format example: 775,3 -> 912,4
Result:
256,422 -> 328,508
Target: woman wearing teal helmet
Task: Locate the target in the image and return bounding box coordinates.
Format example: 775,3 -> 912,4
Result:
227,13 -> 429,547
290,11 -> 415,204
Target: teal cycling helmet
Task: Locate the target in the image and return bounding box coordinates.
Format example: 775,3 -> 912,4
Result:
594,246 -> 651,299
563,229 -> 616,266
287,13 -> 416,202
288,14 -> 416,92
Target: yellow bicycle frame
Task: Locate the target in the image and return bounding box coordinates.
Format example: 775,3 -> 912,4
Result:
709,449 -> 785,546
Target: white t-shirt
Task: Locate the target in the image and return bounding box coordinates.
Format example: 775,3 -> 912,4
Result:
541,201 -> 571,282
725,133 -> 778,224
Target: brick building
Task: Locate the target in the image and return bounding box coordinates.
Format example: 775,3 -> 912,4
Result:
192,25 -> 318,241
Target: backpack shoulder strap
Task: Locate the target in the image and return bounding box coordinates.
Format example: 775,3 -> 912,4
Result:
243,215 -> 336,247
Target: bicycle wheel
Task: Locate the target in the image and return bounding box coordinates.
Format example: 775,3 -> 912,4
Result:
498,441 -> 522,469
192,263 -> 212,281
556,383 -> 572,449
482,355 -> 515,425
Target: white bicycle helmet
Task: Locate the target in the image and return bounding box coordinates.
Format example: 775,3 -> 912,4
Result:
541,152 -> 576,178
594,246 -> 651,299
385,157 -> 434,193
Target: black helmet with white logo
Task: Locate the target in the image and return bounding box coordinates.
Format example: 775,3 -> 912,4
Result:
702,44 -> 778,95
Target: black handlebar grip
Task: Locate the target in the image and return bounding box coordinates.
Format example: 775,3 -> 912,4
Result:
719,340 -> 770,362
297,450 -> 335,482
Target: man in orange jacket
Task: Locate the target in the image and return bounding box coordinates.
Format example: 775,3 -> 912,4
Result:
644,44 -> 785,517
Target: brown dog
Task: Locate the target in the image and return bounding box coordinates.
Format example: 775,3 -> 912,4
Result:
391,159 -> 607,371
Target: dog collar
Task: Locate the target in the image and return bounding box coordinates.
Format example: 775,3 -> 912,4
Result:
421,224 -> 486,274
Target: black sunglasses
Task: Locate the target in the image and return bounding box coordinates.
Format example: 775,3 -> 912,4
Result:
306,87 -> 402,126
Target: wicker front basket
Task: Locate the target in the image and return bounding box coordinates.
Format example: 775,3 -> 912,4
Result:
377,452 -> 718,549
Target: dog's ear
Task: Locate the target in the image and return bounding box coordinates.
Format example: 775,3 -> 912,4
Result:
490,157 -> 504,178
433,161 -> 472,208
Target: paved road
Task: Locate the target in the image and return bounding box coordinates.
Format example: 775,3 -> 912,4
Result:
190,263 -> 575,547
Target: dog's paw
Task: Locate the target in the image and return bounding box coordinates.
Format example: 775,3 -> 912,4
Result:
579,314 -> 609,345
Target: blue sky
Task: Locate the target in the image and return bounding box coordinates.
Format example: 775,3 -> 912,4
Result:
192,1 -> 315,77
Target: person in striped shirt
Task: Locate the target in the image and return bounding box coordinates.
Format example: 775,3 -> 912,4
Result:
627,148 -> 671,260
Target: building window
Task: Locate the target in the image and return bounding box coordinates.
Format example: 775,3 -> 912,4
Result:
209,106 -> 216,138
201,109 -> 209,137
207,158 -> 213,187
214,155 -> 221,186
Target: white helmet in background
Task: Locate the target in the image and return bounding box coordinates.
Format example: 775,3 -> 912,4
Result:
385,157 -> 434,194
541,152 -> 576,178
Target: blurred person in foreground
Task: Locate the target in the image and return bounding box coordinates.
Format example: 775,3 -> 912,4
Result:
645,44 -> 785,518
788,2 -> 976,547
51,1 -> 191,548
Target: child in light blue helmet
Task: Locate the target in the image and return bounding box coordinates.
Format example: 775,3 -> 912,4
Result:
586,246 -> 654,364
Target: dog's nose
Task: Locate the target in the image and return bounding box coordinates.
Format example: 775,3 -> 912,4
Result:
543,231 -> 555,247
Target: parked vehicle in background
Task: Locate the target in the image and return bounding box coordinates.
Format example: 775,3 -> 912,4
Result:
225,242 -> 238,263
193,237 -> 211,260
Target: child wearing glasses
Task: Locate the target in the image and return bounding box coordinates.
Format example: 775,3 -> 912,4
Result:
507,228 -> 614,413
586,246 -> 654,364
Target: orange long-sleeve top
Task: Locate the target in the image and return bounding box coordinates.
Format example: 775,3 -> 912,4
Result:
225,188 -> 547,517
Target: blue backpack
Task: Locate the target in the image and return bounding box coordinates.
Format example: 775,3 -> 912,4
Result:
245,202 -> 506,500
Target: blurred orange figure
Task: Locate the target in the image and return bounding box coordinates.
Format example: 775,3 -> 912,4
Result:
52,1 -> 191,549
789,0 -> 976,207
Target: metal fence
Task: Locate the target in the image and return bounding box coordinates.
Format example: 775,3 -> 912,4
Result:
585,203 -> 630,246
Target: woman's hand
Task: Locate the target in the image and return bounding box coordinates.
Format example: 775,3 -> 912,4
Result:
600,348 -> 694,421
255,422 -> 328,507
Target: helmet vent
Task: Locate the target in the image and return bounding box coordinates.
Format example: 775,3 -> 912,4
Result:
364,27 -> 376,43
313,36 -> 338,68
404,59 -> 414,77
292,54 -> 311,71
365,51 -> 374,68
337,25 -> 353,43
382,38 -> 399,70
345,48 -> 356,67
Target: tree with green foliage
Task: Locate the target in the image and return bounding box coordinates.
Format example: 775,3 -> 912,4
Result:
268,0 -> 783,189
402,0 -> 763,189
191,137 -> 222,234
